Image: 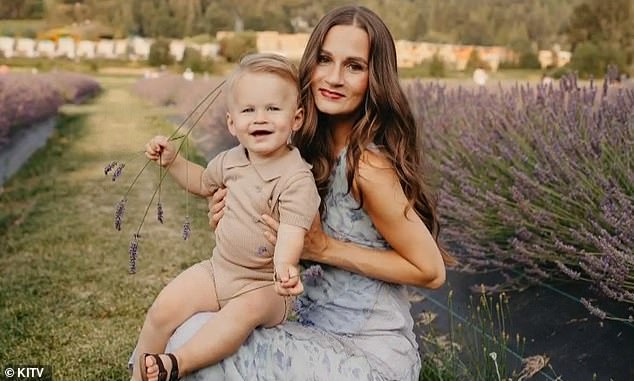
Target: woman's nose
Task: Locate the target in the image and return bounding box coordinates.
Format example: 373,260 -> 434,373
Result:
325,64 -> 344,86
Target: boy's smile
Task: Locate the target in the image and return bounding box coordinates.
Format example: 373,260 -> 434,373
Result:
226,72 -> 303,162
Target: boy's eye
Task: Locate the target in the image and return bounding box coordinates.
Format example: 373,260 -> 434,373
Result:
241,107 -> 254,113
266,106 -> 280,111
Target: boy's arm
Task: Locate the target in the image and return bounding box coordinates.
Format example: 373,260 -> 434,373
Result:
272,171 -> 320,294
273,223 -> 306,267
165,155 -> 212,197
273,223 -> 306,295
146,135 -> 216,197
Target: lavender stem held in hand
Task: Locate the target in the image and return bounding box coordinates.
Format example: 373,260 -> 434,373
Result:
129,233 -> 140,274
157,202 -> 164,224
104,161 -> 117,175
182,217 -> 191,240
114,198 -> 127,231
112,162 -> 126,181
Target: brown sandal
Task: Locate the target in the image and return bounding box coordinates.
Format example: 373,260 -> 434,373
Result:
139,353 -> 179,381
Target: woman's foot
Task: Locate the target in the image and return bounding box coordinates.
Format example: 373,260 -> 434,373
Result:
140,353 -> 180,381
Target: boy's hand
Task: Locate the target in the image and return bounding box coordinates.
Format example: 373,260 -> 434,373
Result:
145,135 -> 177,167
274,262 -> 304,296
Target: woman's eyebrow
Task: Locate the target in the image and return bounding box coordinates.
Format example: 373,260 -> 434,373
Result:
320,49 -> 368,65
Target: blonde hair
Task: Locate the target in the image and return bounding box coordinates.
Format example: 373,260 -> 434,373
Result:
225,53 -> 300,106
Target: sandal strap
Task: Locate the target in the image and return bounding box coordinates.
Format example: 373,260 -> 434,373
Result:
151,354 -> 168,381
166,353 -> 179,381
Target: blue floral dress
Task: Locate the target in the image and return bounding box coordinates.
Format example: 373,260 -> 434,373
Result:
131,147 -> 421,380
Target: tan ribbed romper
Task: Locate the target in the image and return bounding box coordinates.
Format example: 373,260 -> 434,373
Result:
201,145 -> 320,315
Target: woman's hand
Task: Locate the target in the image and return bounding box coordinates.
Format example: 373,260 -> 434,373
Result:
261,213 -> 328,261
207,188 -> 228,230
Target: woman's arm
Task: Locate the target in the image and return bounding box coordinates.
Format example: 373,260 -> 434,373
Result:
263,214 -> 444,289
345,150 -> 446,288
261,150 -> 445,289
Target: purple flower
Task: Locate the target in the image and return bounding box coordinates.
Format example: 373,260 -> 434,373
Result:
157,202 -> 164,224
104,161 -> 117,175
580,298 -> 607,320
555,261 -> 581,280
182,217 -> 191,240
114,198 -> 127,231
111,163 -> 125,181
129,233 -> 140,274
303,264 -> 324,286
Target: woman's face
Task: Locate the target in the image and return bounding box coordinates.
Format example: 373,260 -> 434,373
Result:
310,24 -> 370,120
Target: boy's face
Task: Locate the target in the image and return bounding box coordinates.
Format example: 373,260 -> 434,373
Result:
226,72 -> 303,160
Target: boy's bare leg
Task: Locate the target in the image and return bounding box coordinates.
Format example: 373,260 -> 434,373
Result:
146,284 -> 287,378
132,260 -> 219,381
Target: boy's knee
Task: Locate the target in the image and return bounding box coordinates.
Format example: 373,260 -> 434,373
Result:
146,295 -> 178,329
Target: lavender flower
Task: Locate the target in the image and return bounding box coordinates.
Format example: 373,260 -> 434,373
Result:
580,298 -> 607,320
555,261 -> 581,280
104,161 -> 117,175
303,264 -> 324,286
129,233 -> 140,274
114,198 -> 127,231
157,202 -> 164,224
112,163 -> 125,181
182,217 -> 191,240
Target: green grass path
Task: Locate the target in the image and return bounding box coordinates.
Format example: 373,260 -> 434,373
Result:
0,77 -> 214,380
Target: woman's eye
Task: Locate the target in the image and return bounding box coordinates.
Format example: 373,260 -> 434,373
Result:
317,55 -> 330,64
346,62 -> 365,72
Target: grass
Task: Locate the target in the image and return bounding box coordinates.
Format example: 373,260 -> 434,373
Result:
0,76 -> 215,380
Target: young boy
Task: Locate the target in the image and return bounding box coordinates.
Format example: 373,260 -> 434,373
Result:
132,53 -> 320,381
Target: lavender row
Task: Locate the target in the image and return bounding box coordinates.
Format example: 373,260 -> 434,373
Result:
0,72 -> 101,146
406,76 -> 633,315
42,71 -> 102,104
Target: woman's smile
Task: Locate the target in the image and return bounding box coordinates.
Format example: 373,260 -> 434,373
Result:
318,88 -> 346,100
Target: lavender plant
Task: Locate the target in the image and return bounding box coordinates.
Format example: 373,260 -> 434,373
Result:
42,71 -> 102,104
107,80 -> 224,273
0,72 -> 101,147
0,73 -> 64,146
406,71 -> 633,321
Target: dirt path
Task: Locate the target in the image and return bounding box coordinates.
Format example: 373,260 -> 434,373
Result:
0,76 -> 213,380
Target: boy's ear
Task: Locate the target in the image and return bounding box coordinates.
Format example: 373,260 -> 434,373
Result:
226,111 -> 237,136
291,107 -> 304,132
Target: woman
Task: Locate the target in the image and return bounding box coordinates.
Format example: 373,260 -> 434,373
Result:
135,5 -> 451,380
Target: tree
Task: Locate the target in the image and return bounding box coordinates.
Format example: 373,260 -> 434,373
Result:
566,0 -> 633,73
428,53 -> 446,78
148,38 -> 174,67
219,32 -> 256,63
466,49 -> 490,72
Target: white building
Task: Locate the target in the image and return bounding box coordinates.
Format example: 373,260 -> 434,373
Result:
56,37 -> 76,59
0,37 -> 15,58
15,38 -> 36,58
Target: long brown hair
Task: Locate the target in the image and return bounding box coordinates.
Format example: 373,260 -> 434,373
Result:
294,5 -> 454,265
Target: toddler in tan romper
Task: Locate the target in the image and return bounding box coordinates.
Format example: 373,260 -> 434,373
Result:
131,53 -> 320,381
